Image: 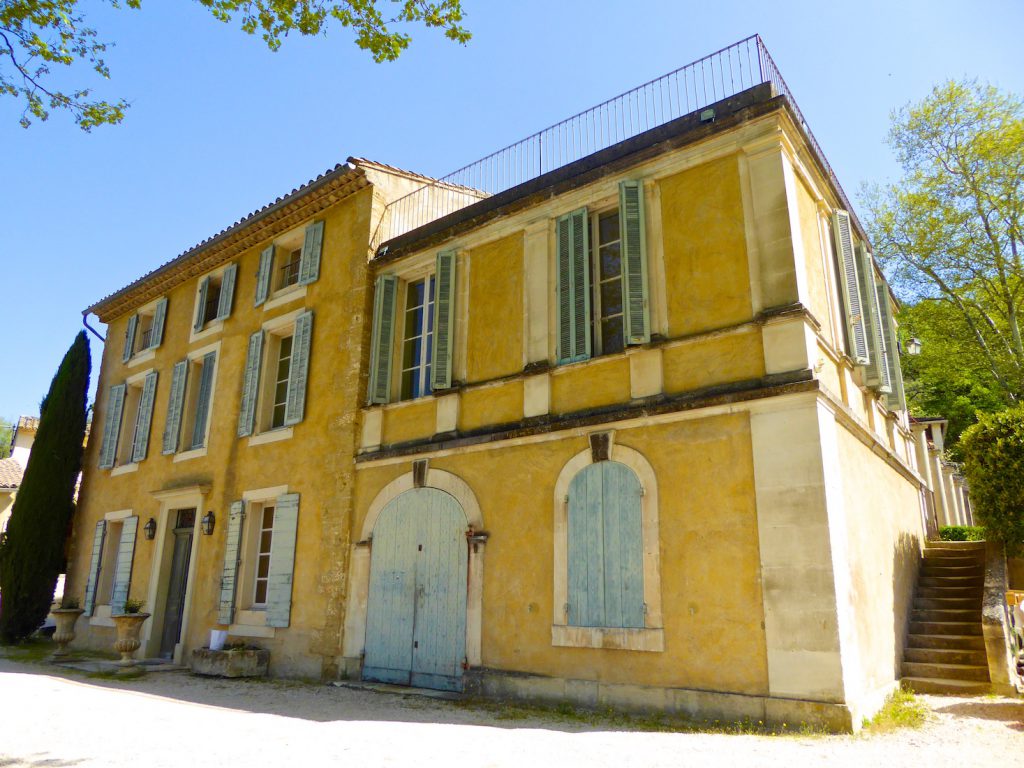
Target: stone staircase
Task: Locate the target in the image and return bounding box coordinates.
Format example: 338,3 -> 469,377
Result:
902,540 -> 991,694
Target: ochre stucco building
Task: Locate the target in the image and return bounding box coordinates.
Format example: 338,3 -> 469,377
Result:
66,38 -> 933,731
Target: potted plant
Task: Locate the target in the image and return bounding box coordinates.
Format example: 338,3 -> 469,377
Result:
111,599 -> 150,671
51,597 -> 84,659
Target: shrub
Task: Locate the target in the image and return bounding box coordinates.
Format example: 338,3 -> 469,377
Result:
960,406 -> 1024,556
939,525 -> 986,542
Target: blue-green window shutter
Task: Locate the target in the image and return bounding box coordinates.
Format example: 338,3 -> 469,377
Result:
151,298 -> 168,349
218,501 -> 245,625
190,352 -> 216,449
98,384 -> 126,469
109,516 -> 139,614
122,315 -> 138,362
194,277 -> 210,331
298,221 -> 324,286
255,246 -> 274,306
162,360 -> 188,454
832,211 -> 869,365
266,492 -> 299,628
82,521 -> 107,616
619,180 -> 651,345
567,461 -> 644,628
237,331 -> 264,437
368,274 -> 399,404
131,371 -> 158,463
856,243 -> 887,390
556,208 -> 591,364
216,263 -> 237,320
284,310 -> 313,426
431,250 -> 457,391
876,280 -> 907,411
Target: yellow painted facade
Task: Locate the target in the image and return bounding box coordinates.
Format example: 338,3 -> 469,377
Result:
67,82 -> 931,731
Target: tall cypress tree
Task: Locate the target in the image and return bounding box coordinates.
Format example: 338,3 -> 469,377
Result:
0,331 -> 90,643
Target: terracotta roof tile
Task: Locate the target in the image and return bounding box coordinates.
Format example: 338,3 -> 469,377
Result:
0,458 -> 23,489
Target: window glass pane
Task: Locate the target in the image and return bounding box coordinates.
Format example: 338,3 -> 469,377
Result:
600,242 -> 622,279
599,210 -> 620,244
600,280 -> 623,317
257,555 -> 270,579
259,530 -> 273,554
601,317 -> 625,354
271,403 -> 287,428
254,580 -> 268,605
400,369 -> 415,400
279,336 -> 293,358
261,506 -> 275,530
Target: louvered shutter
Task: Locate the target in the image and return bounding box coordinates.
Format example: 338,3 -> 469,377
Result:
194,277 -> 210,331
82,521 -> 107,616
298,220 -> 324,286
431,250 -> 457,390
98,384 -> 126,469
266,492 -> 299,628
237,331 -> 264,437
190,352 -> 216,449
619,180 -> 651,345
876,280 -> 907,411
556,208 -> 592,363
218,501 -> 245,625
131,370 -> 158,463
856,244 -> 886,390
216,263 -> 237,320
832,211 -> 869,365
122,315 -> 138,362
368,274 -> 398,404
151,297 -> 168,349
284,310 -> 313,426
109,516 -> 139,614
162,360 -> 188,454
255,245 -> 274,306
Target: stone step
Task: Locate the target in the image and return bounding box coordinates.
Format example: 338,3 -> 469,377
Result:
925,540 -> 986,551
904,647 -> 988,666
920,565 -> 985,577
923,555 -> 985,567
909,621 -> 984,636
901,676 -> 991,695
916,586 -> 984,599
919,576 -> 984,588
914,597 -> 980,611
901,661 -> 990,682
911,608 -> 982,623
906,633 -> 987,651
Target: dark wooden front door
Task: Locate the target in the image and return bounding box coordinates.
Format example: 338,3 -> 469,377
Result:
159,509 -> 195,659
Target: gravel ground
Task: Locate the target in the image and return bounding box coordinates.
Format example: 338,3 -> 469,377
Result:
0,657 -> 1020,767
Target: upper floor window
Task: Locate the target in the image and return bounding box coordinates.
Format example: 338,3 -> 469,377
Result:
122,297 -> 168,363
401,275 -> 436,400
236,309 -> 313,438
367,251 -> 456,405
193,263 -> 237,335
254,221 -> 324,307
556,180 -> 650,365
162,348 -> 218,456
97,370 -> 158,469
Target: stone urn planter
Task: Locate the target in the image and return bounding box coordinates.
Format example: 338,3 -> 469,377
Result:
191,646 -> 270,678
111,613 -> 150,671
51,608 -> 85,659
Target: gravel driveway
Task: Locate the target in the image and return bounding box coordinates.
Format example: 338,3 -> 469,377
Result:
0,657 -> 1020,767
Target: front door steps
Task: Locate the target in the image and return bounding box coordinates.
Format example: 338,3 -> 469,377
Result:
902,540 -> 991,694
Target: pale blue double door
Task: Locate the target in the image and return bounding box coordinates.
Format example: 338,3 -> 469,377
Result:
363,488 -> 469,692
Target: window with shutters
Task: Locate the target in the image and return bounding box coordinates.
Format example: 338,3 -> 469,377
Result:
366,250 -> 456,405
249,504 -> 276,607
255,220 -> 324,310
95,520 -> 123,605
237,308 -> 313,442
278,248 -> 303,290
102,368 -> 158,471
170,347 -> 218,457
191,263 -> 237,340
555,181 -> 650,366
122,296 -> 168,364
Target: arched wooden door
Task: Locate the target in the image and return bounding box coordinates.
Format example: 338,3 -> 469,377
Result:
363,488 -> 469,692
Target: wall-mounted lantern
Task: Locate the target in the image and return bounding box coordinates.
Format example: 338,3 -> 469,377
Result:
143,518 -> 157,540
200,511 -> 216,536
906,337 -> 923,356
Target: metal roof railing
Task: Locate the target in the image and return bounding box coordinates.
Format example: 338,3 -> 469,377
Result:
373,34 -> 855,250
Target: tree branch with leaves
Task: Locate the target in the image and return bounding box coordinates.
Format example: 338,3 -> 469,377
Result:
1,0 -> 469,130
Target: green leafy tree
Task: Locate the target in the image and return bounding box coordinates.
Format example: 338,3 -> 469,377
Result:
1,0 -> 470,129
0,331 -> 90,643
960,406 -> 1024,555
0,419 -> 12,459
863,80 -> 1024,416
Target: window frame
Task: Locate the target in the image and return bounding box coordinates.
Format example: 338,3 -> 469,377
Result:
551,438 -> 664,651
172,341 -> 220,462
588,205 -> 626,358
244,307 -> 311,444
124,296 -> 167,367
386,257 -> 438,403
399,273 -> 437,401
190,263 -> 235,343
109,367 -> 156,472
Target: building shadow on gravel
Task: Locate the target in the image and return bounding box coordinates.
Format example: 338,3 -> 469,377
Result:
0,753 -> 85,767
931,700 -> 1024,732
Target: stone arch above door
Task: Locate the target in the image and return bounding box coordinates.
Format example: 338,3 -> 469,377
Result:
344,467 -> 485,672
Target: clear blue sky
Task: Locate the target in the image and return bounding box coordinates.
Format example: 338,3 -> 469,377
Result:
1,0 -> 1022,421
